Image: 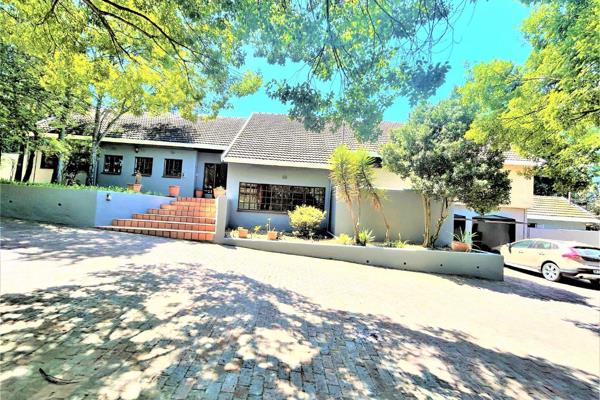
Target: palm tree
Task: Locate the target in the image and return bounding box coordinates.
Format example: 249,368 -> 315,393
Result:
354,148 -> 391,243
329,145 -> 360,242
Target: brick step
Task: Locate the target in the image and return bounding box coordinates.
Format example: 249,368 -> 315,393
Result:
112,219 -> 215,232
132,213 -> 215,224
98,226 -> 214,241
161,203 -> 216,212
170,201 -> 216,208
176,197 -> 215,204
148,208 -> 216,218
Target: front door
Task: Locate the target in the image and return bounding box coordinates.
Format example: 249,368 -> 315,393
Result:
203,163 -> 227,197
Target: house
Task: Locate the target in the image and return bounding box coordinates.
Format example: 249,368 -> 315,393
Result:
526,195 -> 599,246
24,112 -> 542,247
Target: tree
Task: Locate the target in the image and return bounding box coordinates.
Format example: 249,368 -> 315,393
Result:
330,145 -> 360,241
459,0 -> 600,193
0,43 -> 70,181
382,99 -> 511,248
354,149 -> 391,242
1,0 -> 470,145
1,0 -> 262,184
329,145 -> 390,243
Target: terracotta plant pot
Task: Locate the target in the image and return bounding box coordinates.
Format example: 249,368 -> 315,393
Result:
168,185 -> 180,197
238,228 -> 248,238
213,187 -> 226,198
127,183 -> 142,192
267,231 -> 278,241
195,189 -> 203,198
451,241 -> 471,252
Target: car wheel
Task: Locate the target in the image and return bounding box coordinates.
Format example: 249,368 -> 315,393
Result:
541,262 -> 561,282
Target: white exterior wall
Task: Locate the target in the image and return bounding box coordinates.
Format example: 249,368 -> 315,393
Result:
0,154 -> 19,180
97,143 -> 199,197
332,189 -> 454,246
225,163 -> 332,231
528,218 -> 590,230
528,227 -> 599,246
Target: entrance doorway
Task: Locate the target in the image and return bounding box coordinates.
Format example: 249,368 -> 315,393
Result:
472,215 -> 516,252
202,163 -> 227,197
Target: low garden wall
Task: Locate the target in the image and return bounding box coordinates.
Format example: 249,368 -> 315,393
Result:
223,237 -> 504,281
0,183 -> 172,227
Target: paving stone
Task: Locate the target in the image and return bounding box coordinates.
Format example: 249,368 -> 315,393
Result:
1,219 -> 598,400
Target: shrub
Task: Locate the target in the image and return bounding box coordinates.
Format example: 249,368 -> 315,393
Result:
288,205 -> 326,238
356,228 -> 375,246
336,233 -> 353,245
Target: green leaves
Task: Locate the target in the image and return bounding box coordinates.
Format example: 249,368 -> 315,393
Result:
382,99 -> 511,215
459,0 -> 600,193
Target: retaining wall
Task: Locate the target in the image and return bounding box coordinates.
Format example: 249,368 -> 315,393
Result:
223,237 -> 504,281
0,184 -> 171,227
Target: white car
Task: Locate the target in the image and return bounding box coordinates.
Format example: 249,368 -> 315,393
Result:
499,239 -> 600,286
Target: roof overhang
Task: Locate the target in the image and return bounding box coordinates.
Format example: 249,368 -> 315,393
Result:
223,157 -> 329,170
504,160 -> 541,167
527,214 -> 600,224
43,132 -> 227,151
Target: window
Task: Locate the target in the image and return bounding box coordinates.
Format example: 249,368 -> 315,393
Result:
40,154 -> 58,169
511,240 -> 534,248
134,157 -> 153,176
103,155 -> 123,175
203,163 -> 228,196
163,159 -> 183,178
238,183 -> 326,213
527,223 -> 537,228
532,241 -> 558,250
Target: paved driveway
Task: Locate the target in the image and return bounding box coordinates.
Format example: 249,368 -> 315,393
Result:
1,218 -> 598,399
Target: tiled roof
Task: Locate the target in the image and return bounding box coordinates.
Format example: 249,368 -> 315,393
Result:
528,196 -> 599,222
40,112 -> 535,167
504,150 -> 538,164
40,113 -> 246,148
223,113 -> 402,166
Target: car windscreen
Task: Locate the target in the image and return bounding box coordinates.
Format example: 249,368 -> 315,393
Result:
574,247 -> 600,259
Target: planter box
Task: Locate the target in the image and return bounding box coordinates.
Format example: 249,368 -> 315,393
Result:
223,238 -> 504,281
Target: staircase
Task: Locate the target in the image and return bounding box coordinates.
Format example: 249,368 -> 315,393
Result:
98,197 -> 216,242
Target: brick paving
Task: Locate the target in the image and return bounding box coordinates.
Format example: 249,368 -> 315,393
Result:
1,218 -> 599,399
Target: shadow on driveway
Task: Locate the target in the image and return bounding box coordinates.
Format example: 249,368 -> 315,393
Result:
1,263 -> 598,399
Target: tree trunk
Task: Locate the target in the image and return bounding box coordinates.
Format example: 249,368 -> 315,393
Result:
22,150 -> 35,182
421,194 -> 432,248
430,198 -> 450,247
15,144 -> 25,181
88,142 -> 99,186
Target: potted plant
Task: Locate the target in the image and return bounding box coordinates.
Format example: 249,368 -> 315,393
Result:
265,218 -> 278,240
252,225 -> 261,238
213,186 -> 226,198
127,171 -> 142,192
452,229 -> 477,252
195,188 -> 203,198
238,226 -> 249,238
168,185 -> 180,197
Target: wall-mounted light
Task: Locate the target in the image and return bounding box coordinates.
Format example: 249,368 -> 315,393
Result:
106,193 -> 112,201
134,146 -> 140,153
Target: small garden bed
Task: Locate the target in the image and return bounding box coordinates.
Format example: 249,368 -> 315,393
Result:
0,179 -> 164,196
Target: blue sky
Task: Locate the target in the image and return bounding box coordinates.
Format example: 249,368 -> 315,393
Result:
221,0 -> 532,122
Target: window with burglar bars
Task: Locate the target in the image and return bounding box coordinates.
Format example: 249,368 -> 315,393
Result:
163,159 -> 183,178
238,182 -> 326,213
102,155 -> 123,175
134,157 -> 153,176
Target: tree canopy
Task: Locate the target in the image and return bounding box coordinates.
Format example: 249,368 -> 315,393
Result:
382,99 -> 511,247
1,0 -> 469,141
459,0 -> 599,193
